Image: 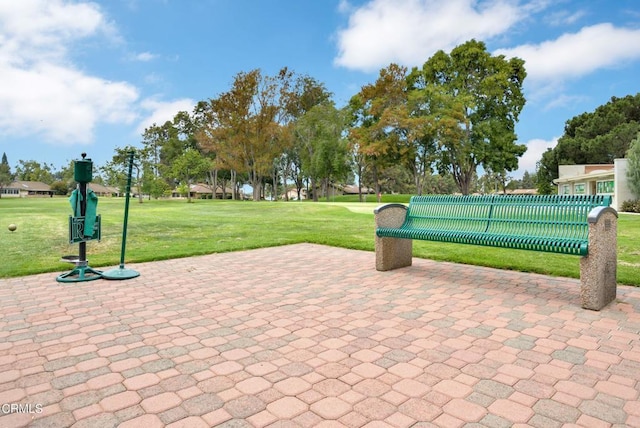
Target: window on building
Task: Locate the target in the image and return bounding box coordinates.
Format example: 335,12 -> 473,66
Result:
574,183 -> 586,195
596,180 -> 614,194
562,184 -> 571,195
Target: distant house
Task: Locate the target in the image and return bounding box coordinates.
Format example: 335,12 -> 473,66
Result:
282,188 -> 307,200
172,183 -> 241,199
341,184 -> 375,195
88,183 -> 120,197
553,159 -> 633,211
505,188 -> 538,195
1,181 -> 53,198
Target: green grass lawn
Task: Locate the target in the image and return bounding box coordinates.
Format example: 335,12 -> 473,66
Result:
1,197 -> 639,286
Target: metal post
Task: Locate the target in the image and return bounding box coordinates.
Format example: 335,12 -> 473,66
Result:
78,181 -> 87,264
102,151 -> 140,280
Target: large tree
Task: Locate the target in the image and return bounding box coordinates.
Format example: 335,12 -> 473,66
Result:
286,76 -> 333,200
408,39 -> 527,194
627,133 -> 640,198
103,147 -> 144,202
537,93 -> 640,193
296,102 -> 351,201
170,148 -> 211,203
14,160 -> 55,184
0,152 -> 13,198
348,63 -> 410,202
197,68 -> 294,201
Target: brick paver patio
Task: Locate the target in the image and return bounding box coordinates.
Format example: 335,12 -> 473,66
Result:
1,243 -> 639,427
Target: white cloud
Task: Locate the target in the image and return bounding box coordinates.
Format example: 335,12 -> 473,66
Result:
132,51 -> 157,62
0,1 -> 137,146
496,23 -> 640,83
334,0 -> 524,71
136,98 -> 195,135
514,137 -> 557,177
546,9 -> 586,26
0,62 -> 138,145
337,0 -> 353,14
0,0 -> 118,64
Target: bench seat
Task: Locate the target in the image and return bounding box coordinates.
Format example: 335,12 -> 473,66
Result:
377,227 -> 589,255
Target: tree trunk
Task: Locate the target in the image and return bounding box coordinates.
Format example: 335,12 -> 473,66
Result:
282,169 -> 288,201
311,177 -> 318,202
221,177 -> 227,200
231,170 -> 237,200
372,165 -> 381,203
414,163 -> 424,196
357,163 -> 363,202
252,180 -> 261,201
295,175 -> 303,200
272,169 -> 278,201
135,167 -> 143,203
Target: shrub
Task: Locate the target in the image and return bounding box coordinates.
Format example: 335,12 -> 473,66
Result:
621,199 -> 640,213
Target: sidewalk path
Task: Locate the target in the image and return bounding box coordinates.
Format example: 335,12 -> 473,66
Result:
1,244 -> 639,427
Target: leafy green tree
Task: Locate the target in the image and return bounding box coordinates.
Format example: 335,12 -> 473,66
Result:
296,102 -> 350,201
362,164 -> 413,194
0,152 -> 13,198
141,163 -> 171,199
141,122 -> 171,180
50,181 -> 70,195
285,76 -> 333,201
537,94 -> 640,192
348,64 -> 410,202
104,147 -> 144,202
14,160 -> 55,184
423,172 -> 457,194
521,170 -> 536,189
197,69 -> 295,201
408,39 -> 527,194
627,133 -> 640,198
170,148 -> 211,203
48,160 -> 76,195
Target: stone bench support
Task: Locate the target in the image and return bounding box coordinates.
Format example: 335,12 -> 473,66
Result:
374,204 -> 412,271
580,206 -> 618,310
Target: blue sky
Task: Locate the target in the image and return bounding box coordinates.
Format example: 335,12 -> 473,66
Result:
1,0 -> 640,179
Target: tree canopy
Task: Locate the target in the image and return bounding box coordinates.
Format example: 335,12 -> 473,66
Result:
347,40 -> 527,196
627,133 -> 640,198
0,152 -> 12,197
537,93 -> 640,193
408,40 -> 527,194
6,39 -> 541,199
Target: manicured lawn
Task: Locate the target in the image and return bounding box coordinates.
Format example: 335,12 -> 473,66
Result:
1,197 -> 639,286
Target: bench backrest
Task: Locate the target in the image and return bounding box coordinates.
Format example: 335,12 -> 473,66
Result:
486,194 -> 611,240
405,194 -> 612,238
405,195 -> 495,233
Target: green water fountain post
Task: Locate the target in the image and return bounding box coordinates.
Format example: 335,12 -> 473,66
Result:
56,153 -> 103,283
102,151 -> 140,280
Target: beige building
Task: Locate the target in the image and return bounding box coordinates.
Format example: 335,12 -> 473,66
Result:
172,183 -> 242,199
1,181 -> 53,197
553,159 -> 634,211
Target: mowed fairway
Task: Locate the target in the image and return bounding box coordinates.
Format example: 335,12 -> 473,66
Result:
1,197 -> 639,286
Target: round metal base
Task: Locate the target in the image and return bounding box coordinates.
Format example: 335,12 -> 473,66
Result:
102,267 -> 140,280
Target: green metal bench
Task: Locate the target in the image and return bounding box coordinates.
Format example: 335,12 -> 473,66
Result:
374,194 -> 618,310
